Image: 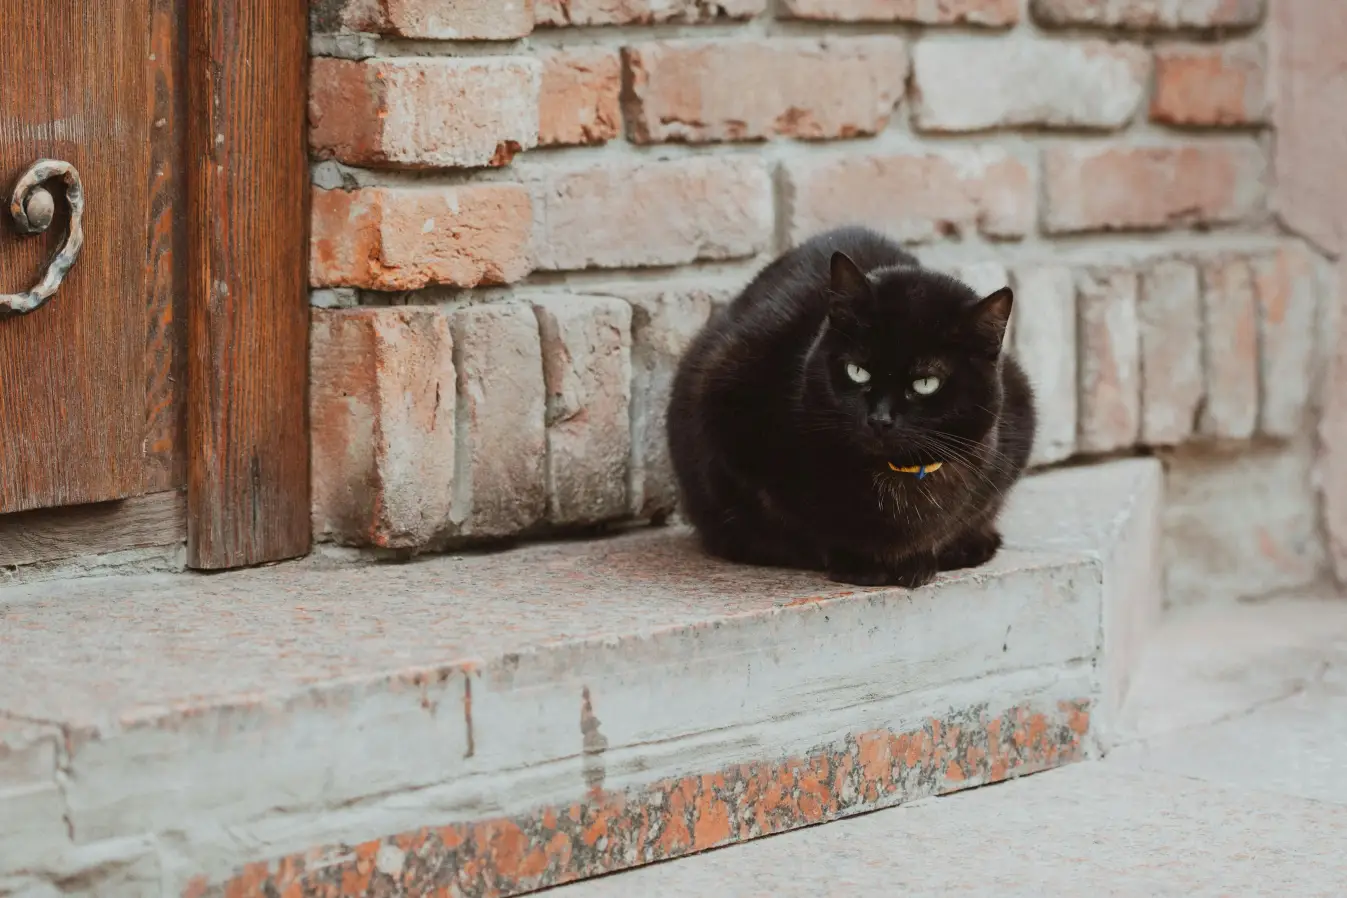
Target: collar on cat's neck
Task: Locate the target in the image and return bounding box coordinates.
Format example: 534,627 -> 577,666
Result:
888,461 -> 943,480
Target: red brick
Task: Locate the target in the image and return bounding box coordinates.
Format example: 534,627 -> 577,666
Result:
783,148 -> 1033,246
913,38 -> 1147,132
535,0 -> 764,25
1076,268 -> 1141,453
311,0 -> 534,39
449,303 -> 546,537
1251,246 -> 1319,438
623,38 -> 907,143
310,186 -> 533,291
532,295 -> 633,525
309,57 -> 540,169
1042,142 -> 1266,234
531,158 -> 773,271
538,49 -> 622,147
1138,259 -> 1203,446
781,0 -> 1018,25
1010,265 -> 1077,465
1197,257 -> 1258,441
1151,42 -> 1268,126
1031,0 -> 1263,29
310,308 -> 455,549
613,280 -> 739,520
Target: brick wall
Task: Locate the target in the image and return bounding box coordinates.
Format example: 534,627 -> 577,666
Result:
306,0 -> 1338,598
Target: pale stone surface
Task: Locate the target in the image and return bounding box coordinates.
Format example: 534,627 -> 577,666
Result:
783,147 -> 1033,245
912,38 -> 1148,132
1161,442 -> 1325,605
449,303 -> 546,537
1043,142 -> 1266,234
1251,245 -> 1319,439
1032,0 -> 1264,29
1151,41 -> 1268,126
310,0 -> 535,39
310,308 -> 456,549
531,158 -> 773,270
1011,265 -> 1077,466
538,49 -> 622,147
310,186 -> 534,290
532,295 -> 633,525
1076,268 -> 1140,453
535,0 -> 764,25
624,37 -> 908,143
309,57 -> 541,169
1197,256 -> 1258,441
781,0 -> 1019,25
1138,258 -> 1203,446
1326,260 -> 1347,583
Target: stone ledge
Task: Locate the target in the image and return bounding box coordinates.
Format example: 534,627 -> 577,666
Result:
0,459 -> 1161,897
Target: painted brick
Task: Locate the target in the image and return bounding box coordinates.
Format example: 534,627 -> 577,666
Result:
1031,0 -> 1264,29
310,186 -> 533,291
613,281 -> 738,520
532,295 -> 634,525
1324,261 -> 1347,584
1042,142 -> 1266,234
310,0 -> 534,39
532,158 -> 773,271
1197,257 -> 1259,441
783,148 -> 1033,246
780,0 -> 1019,25
1137,259 -> 1203,446
1011,265 -> 1077,465
309,57 -> 540,169
538,49 -> 622,147
310,308 -> 455,549
1077,268 -> 1141,453
449,303 -> 546,537
1151,42 -> 1268,126
623,38 -> 908,143
912,38 -> 1148,132
1251,246 -> 1318,438
535,0 -> 764,25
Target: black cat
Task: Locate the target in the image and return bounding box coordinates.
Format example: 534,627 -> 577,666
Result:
667,226 -> 1036,588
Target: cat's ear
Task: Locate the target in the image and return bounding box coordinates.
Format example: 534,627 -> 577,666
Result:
967,286 -> 1013,353
829,251 -> 872,321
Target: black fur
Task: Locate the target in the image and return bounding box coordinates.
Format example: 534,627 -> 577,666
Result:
667,226 -> 1036,588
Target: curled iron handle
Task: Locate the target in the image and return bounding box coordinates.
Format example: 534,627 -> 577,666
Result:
1,159 -> 85,318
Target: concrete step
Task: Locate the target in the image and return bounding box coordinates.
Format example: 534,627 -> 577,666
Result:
0,459 -> 1161,898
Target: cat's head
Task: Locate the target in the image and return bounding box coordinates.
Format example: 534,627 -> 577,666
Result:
800,251 -> 1012,469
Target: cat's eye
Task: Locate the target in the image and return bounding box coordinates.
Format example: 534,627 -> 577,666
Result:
912,376 -> 942,396
845,363 -> 871,385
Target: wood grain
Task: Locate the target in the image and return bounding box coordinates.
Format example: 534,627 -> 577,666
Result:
184,1 -> 311,568
0,2 -> 154,513
0,490 -> 184,568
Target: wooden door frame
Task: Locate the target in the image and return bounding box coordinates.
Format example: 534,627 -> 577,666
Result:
0,1 -> 310,573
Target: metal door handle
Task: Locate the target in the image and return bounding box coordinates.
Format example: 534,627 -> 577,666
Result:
1,160 -> 85,318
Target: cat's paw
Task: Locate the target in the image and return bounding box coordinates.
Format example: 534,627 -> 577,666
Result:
828,554 -> 938,589
936,527 -> 1002,572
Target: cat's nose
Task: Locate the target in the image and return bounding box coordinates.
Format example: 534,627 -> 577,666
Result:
869,397 -> 896,431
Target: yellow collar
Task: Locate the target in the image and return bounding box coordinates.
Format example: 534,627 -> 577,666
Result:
888,461 -> 943,480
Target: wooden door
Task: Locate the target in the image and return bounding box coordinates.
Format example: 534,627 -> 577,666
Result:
0,1 -> 311,570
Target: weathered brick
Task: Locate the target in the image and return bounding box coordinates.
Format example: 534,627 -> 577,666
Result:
311,0 -> 534,39
1151,42 -> 1268,126
1324,261 -> 1347,583
1197,257 -> 1258,441
1137,259 -> 1203,446
449,303 -> 546,537
310,308 -> 455,549
1251,246 -> 1318,438
783,148 -> 1033,246
532,158 -> 773,271
913,38 -> 1147,132
781,0 -> 1018,25
309,57 -> 540,169
310,186 -> 533,291
538,49 -> 622,147
1042,142 -> 1266,234
1031,0 -> 1264,29
1077,268 -> 1141,453
1011,265 -> 1078,465
535,0 -> 764,25
623,38 -> 908,143
611,281 -> 739,520
532,295 -> 634,525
